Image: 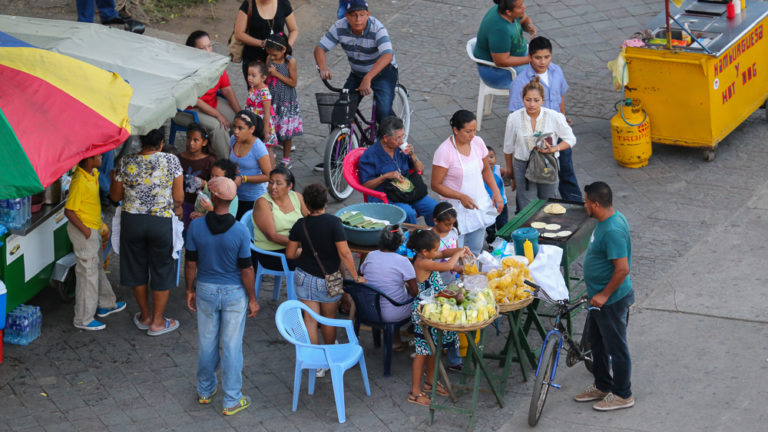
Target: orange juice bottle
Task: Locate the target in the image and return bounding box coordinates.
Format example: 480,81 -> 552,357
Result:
524,239 -> 534,264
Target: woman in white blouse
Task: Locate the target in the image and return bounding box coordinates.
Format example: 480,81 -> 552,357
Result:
503,76 -> 577,212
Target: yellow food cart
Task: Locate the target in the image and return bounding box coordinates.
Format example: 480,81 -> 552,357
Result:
623,0 -> 768,160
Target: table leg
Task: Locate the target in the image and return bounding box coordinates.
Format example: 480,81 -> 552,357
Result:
423,327 -> 457,406
523,300 -> 547,340
466,332 -> 504,409
507,311 -> 529,382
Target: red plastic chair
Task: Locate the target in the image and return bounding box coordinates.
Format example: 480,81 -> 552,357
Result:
342,148 -> 389,203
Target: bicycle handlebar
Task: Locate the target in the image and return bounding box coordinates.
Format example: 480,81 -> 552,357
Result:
523,279 -> 592,315
321,78 -> 345,93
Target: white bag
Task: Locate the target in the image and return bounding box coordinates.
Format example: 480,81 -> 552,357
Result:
111,206 -> 121,255
528,245 -> 569,301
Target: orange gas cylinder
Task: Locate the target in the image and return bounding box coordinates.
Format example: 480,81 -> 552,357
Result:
611,99 -> 652,168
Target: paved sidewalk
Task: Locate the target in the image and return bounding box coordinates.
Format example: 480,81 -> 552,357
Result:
2,0 -> 768,431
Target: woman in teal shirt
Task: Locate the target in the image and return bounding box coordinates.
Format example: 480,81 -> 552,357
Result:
474,0 -> 537,89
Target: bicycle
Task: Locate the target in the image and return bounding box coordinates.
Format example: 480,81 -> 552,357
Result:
524,280 -> 596,427
314,78 -> 410,201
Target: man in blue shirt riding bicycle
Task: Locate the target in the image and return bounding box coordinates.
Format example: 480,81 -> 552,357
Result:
314,0 -> 398,124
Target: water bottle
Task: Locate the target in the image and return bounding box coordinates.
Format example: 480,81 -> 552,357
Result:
24,196 -> 31,224
0,199 -> 7,225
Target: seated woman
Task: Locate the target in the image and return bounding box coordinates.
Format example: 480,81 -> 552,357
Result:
358,116 -> 438,226
360,225 -> 418,350
503,76 -> 576,212
474,0 -> 536,89
252,166 -> 308,270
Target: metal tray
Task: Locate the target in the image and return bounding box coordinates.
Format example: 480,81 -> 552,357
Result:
519,199 -> 590,243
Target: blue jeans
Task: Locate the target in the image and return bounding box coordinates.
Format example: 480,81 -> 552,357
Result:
76,0 -> 119,22
446,344 -> 462,367
337,1 -> 346,19
196,282 -> 248,409
477,61 -> 528,90
557,147 -> 583,202
368,194 -> 438,226
461,228 -> 486,257
589,290 -> 634,399
344,64 -> 398,124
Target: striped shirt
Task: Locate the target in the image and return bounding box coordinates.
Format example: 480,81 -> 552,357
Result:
318,17 -> 397,75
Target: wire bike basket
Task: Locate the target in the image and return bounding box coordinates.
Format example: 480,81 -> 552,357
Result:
315,91 -> 360,125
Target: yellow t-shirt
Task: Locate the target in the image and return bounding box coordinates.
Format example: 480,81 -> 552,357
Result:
65,166 -> 102,230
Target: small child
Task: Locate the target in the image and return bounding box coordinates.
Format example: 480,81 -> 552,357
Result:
265,33 -> 303,168
65,153 -> 125,331
178,123 -> 216,228
407,229 -> 466,407
245,61 -> 278,165
484,146 -> 509,241
191,159 -> 240,220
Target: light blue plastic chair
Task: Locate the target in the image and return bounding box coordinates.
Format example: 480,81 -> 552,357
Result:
275,300 -> 371,423
239,210 -> 296,301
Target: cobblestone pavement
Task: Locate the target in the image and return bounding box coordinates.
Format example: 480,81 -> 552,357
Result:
3,0 -> 768,431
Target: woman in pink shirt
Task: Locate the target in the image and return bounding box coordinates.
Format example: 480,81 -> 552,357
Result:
431,110 -> 504,255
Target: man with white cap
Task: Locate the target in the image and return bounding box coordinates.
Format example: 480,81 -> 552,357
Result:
184,176 -> 259,416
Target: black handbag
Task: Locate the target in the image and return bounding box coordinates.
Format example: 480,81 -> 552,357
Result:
302,220 -> 344,297
383,171 -> 428,205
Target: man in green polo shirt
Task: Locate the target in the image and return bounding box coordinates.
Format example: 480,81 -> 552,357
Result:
574,181 -> 635,411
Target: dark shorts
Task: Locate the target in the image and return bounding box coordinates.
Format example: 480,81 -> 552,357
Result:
120,212 -> 176,291
253,249 -> 297,271
236,200 -> 254,221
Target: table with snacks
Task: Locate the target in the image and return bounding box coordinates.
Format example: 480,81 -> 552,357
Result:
497,198 -> 597,337
417,282 -> 504,429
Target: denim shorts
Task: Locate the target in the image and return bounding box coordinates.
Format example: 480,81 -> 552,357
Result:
294,267 -> 342,303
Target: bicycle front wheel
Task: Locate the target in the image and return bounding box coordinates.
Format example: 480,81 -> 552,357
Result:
323,127 -> 359,201
528,336 -> 559,427
392,84 -> 411,141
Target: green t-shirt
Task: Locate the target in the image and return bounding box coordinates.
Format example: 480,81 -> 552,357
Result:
583,211 -> 633,305
473,6 -> 527,63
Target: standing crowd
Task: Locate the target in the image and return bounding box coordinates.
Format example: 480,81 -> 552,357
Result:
63,0 -> 633,418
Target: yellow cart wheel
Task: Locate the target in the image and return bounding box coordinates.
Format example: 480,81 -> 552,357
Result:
703,149 -> 716,162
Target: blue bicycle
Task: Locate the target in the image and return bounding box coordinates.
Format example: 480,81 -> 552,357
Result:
524,280 -> 596,427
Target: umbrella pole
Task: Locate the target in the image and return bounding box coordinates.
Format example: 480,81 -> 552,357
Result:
666,0 -> 673,50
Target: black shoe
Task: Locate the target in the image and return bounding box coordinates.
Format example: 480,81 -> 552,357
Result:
125,19 -> 145,35
101,16 -> 126,25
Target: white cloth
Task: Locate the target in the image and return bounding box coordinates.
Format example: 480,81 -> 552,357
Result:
171,216 -> 184,259
529,245 -> 568,301
444,137 -> 497,235
110,206 -> 121,255
503,107 -> 577,161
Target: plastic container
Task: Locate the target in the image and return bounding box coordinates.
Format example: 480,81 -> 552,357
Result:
335,203 -> 406,246
3,304 -> 42,346
512,227 -> 539,257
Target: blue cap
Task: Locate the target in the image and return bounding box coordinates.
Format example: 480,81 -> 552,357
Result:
345,0 -> 368,12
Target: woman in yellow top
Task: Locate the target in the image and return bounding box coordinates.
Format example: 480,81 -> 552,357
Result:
252,166 -> 308,270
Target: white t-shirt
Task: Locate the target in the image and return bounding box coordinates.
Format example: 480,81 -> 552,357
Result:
503,107 -> 577,161
537,70 -> 549,86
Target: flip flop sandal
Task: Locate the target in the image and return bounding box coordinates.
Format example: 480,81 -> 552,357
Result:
407,392 -> 430,407
133,312 -> 149,331
147,318 -> 179,336
424,382 -> 449,397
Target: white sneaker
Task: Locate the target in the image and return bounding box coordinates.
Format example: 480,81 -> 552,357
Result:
315,368 -> 329,378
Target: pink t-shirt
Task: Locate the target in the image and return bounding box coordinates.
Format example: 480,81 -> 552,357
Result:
432,136 -> 489,193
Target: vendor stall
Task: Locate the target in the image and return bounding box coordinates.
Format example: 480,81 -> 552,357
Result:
622,0 -> 768,160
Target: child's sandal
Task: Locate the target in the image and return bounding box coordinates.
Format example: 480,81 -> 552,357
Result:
424,382 -> 449,397
408,392 -> 430,407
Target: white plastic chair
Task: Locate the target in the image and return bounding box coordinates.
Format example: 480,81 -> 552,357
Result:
466,37 -> 517,131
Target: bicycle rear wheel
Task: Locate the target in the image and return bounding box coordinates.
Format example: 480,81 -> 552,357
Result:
528,336 -> 559,427
392,84 -> 411,141
323,127 -> 359,201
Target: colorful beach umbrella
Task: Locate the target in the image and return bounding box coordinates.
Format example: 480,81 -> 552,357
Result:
0,31 -> 132,200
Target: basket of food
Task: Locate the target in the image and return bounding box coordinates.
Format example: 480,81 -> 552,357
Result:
487,256 -> 534,312
417,286 -> 499,331
336,203 -> 406,246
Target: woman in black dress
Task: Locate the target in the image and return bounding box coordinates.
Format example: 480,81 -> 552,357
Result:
234,0 -> 299,82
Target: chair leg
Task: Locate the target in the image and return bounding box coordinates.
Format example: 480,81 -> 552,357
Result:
308,369 -> 316,395
329,366 -> 347,423
273,275 -> 282,301
286,272 -> 296,300
292,364 -> 302,411
484,93 -> 494,116
476,84 -> 485,131
358,355 -> 371,396
372,328 -> 381,348
254,265 -> 265,299
383,325 -> 394,377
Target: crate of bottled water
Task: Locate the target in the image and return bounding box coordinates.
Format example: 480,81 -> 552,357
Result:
3,304 -> 42,346
0,197 -> 31,229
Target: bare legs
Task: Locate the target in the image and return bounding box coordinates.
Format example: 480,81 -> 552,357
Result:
300,299 -> 339,344
133,285 -> 176,331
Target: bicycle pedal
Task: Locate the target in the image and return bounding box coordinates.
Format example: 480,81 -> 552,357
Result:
549,383 -> 562,389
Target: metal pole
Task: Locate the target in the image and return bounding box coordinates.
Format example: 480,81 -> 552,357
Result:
666,0 -> 673,50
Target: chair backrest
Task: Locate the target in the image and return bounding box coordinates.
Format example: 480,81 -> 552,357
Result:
275,300 -> 312,346
342,148 -> 388,203
466,37 -> 496,68
344,280 -> 385,326
240,209 -> 255,240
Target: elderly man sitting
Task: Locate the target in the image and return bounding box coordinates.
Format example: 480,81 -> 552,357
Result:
358,116 -> 438,225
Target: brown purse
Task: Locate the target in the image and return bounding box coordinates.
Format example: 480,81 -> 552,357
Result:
302,219 -> 344,297
228,0 -> 254,63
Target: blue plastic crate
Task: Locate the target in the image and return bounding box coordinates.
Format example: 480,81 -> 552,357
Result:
0,281 -> 6,330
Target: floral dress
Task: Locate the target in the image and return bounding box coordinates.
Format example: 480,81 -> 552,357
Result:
266,56 -> 303,140
116,152 -> 182,218
411,270 -> 458,356
245,86 -> 278,147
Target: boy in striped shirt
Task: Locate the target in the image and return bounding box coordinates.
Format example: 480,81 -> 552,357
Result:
315,0 -> 398,123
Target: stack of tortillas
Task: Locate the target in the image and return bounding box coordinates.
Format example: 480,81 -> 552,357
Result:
543,203 -> 566,215
530,221 -> 571,238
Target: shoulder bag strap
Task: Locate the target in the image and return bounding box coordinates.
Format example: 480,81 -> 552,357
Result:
302,219 -> 328,276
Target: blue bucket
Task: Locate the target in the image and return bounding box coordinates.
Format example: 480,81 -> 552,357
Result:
512,227 -> 540,257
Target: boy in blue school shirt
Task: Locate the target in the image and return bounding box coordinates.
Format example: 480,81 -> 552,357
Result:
484,146 -> 509,241
508,36 -> 582,203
